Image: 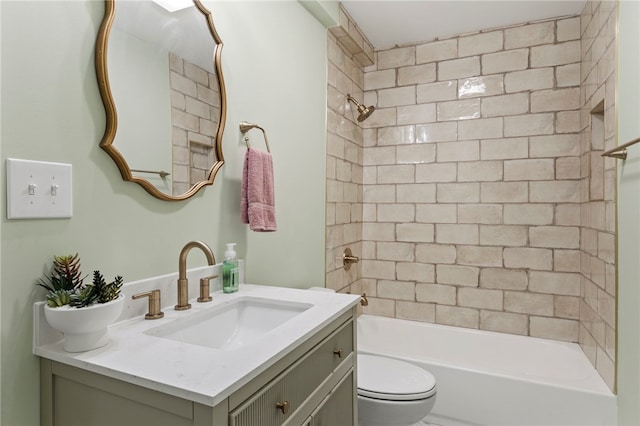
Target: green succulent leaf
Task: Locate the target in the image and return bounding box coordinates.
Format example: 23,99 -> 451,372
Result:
70,285 -> 99,308
46,290 -> 73,307
92,271 -> 123,304
36,253 -> 85,293
36,254 -> 123,308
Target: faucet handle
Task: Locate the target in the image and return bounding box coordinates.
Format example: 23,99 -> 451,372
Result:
197,275 -> 218,302
132,290 -> 164,320
342,248 -> 360,270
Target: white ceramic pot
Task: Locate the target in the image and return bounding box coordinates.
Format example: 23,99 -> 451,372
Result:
44,294 -> 124,352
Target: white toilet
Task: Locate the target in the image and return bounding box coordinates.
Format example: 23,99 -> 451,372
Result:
357,354 -> 437,426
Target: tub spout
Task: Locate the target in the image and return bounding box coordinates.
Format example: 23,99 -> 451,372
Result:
360,293 -> 369,306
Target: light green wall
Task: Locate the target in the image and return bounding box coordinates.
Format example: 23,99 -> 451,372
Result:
110,28 -> 173,192
0,0 -> 3,419
210,1 -> 327,287
616,1 -> 640,424
297,0 -> 339,28
0,1 -> 326,424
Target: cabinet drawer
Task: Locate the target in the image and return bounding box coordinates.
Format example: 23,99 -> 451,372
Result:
311,369 -> 355,426
229,319 -> 353,426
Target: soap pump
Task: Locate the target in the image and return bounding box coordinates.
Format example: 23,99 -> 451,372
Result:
223,243 -> 239,293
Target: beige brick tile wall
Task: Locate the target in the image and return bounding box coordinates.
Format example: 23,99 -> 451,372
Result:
578,0 -> 617,391
326,0 -> 617,393
169,53 -> 219,195
360,15 -> 591,345
325,20 -> 365,294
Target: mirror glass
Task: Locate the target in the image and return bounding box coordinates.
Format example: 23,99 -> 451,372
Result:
96,0 -> 226,201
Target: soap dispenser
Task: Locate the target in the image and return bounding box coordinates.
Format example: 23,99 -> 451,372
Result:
223,243 -> 239,293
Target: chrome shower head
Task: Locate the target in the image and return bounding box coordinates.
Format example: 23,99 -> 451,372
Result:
347,94 -> 376,122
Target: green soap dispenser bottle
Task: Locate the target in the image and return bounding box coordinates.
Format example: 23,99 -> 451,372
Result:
222,243 -> 239,293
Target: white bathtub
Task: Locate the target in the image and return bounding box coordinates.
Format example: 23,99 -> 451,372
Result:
357,315 -> 617,426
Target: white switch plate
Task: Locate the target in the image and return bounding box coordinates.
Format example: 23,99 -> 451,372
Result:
6,158 -> 73,219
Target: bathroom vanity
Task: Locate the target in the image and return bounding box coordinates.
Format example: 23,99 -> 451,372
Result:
34,270 -> 359,426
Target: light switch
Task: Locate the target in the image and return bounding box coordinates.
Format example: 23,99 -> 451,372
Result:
6,158 -> 73,219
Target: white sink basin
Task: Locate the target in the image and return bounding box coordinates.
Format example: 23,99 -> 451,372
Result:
145,297 -> 312,350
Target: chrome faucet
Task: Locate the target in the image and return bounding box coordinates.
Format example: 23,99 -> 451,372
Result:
176,241 -> 216,310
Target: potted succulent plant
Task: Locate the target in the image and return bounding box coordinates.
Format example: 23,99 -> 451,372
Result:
36,254 -> 124,352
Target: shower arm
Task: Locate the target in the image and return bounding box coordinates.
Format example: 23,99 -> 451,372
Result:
346,94 -> 375,122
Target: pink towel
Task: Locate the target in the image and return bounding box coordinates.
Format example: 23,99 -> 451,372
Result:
241,148 -> 277,232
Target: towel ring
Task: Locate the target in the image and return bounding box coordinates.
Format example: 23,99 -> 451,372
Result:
239,121 -> 271,153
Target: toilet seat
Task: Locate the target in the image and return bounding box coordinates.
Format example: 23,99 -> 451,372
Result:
358,354 -> 436,401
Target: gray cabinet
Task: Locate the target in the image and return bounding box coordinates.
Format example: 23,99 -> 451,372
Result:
40,308 -> 356,426
310,370 -> 355,426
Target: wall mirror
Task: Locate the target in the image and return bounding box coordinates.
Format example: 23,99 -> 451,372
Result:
96,0 -> 226,201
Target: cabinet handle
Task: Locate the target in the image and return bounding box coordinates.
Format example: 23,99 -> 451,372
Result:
276,400 -> 290,415
333,348 -> 343,358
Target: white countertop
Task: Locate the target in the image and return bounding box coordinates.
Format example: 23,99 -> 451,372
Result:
33,266 -> 359,407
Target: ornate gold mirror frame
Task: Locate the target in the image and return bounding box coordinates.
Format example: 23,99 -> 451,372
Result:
95,0 -> 226,201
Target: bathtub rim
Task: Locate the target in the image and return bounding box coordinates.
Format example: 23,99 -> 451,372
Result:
357,314 -> 615,398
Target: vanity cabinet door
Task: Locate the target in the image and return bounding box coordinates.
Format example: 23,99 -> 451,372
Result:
229,320 -> 353,426
310,369 -> 355,426
39,360 -> 225,426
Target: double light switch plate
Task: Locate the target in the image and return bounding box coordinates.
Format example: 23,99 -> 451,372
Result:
6,158 -> 73,219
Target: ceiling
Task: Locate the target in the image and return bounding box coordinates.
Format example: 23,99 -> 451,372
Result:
113,0 -> 216,72
341,1 -> 587,49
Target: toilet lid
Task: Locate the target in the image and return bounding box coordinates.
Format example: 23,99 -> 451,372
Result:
357,354 -> 437,401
